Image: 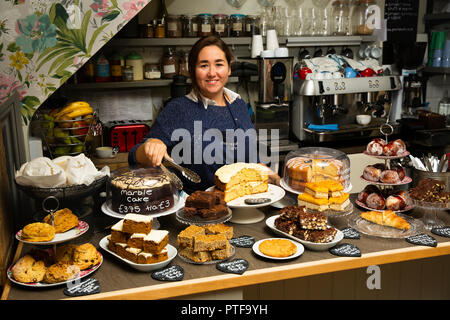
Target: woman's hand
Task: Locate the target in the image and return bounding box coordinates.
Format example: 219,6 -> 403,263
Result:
136,138 -> 168,167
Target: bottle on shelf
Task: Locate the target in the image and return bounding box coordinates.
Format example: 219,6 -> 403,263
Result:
95,53 -> 110,82
110,52 -> 124,82
126,51 -> 143,81
82,61 -> 95,83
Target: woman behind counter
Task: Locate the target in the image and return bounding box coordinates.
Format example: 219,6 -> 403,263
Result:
129,35 -> 279,193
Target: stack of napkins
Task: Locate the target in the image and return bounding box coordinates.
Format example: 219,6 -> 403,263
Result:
15,154 -> 109,188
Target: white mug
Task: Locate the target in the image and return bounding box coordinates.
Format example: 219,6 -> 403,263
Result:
96,146 -> 119,158
370,46 -> 382,59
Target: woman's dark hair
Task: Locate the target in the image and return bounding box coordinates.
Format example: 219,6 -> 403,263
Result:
188,35 -> 234,95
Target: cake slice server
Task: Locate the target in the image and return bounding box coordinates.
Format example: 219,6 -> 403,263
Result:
162,157 -> 201,183
160,163 -> 183,190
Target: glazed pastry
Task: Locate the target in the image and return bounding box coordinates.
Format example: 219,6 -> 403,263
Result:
380,170 -> 401,184
393,139 -> 406,154
362,165 -> 381,182
358,185 -> 380,204
391,165 -> 406,181
366,138 -> 386,155
394,190 -> 412,206
360,210 -> 410,230
385,195 -> 406,211
365,192 -> 385,210
382,141 -> 400,157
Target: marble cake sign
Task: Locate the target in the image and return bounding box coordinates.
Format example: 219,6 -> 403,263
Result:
216,259 -> 249,275
63,278 -> 100,297
229,235 -> 255,248
152,265 -> 184,281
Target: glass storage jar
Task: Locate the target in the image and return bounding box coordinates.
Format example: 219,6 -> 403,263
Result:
140,23 -> 154,38
166,14 -> 182,37
352,0 -> 376,35
144,63 -> 161,79
162,47 -> 178,79
155,19 -> 165,38
245,15 -> 260,36
198,13 -> 213,37
213,14 -> 229,37
122,65 -> 134,81
179,51 -> 190,78
331,0 -> 350,36
230,14 -> 245,37
182,14 -> 198,37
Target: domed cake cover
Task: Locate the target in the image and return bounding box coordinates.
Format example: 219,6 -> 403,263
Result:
282,147 -> 351,192
107,166 -> 179,215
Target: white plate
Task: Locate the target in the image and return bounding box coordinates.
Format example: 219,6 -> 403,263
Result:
15,221 -> 89,245
265,215 -> 344,251
252,238 -> 304,260
176,207 -> 233,226
7,252 -> 102,287
101,197 -> 185,219
280,178 -> 352,195
206,184 -> 285,208
99,235 -> 177,272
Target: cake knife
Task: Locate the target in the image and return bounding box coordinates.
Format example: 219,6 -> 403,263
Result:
162,157 -> 201,183
160,163 -> 183,190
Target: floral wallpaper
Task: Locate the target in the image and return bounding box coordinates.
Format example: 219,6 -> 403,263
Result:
0,0 -> 149,125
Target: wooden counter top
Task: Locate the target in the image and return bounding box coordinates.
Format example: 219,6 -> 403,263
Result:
3,195 -> 450,300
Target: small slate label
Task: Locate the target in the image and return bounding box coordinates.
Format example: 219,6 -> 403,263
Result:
229,235 -> 255,248
405,233 -> 437,247
341,227 -> 360,240
244,198 -> 271,205
151,265 -> 184,282
63,278 -> 100,297
216,259 -> 249,275
431,226 -> 450,238
329,243 -> 361,257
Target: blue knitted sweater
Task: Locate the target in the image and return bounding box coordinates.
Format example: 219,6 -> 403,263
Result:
128,95 -> 258,193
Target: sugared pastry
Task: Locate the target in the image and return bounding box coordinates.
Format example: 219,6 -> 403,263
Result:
393,139 -> 406,154
358,185 -> 380,204
363,165 -> 381,182
380,169 -> 401,184
385,195 -> 406,211
21,222 -> 55,242
42,208 -> 79,233
360,210 -> 410,230
382,141 -> 400,157
366,138 -> 386,155
391,165 -> 406,181
365,192 -> 385,210
12,255 -> 47,283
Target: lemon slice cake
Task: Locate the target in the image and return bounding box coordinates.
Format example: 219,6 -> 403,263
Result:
214,163 -> 269,202
297,193 -> 329,212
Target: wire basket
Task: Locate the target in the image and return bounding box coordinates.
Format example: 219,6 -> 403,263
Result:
38,111 -> 98,159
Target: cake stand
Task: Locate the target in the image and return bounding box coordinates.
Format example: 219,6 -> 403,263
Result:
206,184 -> 285,224
411,199 -> 449,230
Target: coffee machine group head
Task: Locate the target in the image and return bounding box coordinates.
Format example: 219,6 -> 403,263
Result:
258,57 -> 294,104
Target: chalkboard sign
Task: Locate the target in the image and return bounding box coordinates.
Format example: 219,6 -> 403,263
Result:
229,235 -> 255,248
63,278 -> 101,297
384,0 -> 419,43
151,265 -> 184,282
216,259 -> 249,275
431,226 -> 450,238
329,243 -> 361,257
341,227 -> 360,240
405,234 -> 437,247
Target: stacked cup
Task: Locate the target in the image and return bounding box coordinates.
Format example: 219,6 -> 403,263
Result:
251,35 -> 264,58
430,31 -> 447,67
442,39 -> 450,68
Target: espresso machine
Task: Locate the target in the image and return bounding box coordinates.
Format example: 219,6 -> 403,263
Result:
291,76 -> 403,142
254,57 -> 299,169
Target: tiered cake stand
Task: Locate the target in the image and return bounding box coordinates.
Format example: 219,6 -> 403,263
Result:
411,199 -> 449,230
10,196 -> 101,287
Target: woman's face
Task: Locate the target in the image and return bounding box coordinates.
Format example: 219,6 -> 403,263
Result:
195,45 -> 231,100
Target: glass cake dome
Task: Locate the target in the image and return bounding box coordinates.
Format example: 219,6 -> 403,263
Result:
281,147 -> 351,193
106,166 -> 180,215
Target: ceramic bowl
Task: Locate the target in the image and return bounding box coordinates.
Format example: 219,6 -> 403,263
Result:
356,115 -> 371,125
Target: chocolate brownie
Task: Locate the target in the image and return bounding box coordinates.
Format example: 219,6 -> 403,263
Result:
294,227 -> 337,243
185,191 -> 216,209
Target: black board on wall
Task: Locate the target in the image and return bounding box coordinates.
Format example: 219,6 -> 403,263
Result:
384,0 -> 420,43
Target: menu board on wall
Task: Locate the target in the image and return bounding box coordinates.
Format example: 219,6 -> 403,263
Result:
384,0 -> 419,43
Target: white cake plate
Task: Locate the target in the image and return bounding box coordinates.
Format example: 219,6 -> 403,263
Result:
206,184 -> 285,224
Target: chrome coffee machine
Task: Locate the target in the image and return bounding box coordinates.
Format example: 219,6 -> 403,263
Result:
291,76 -> 403,142
255,57 -> 294,140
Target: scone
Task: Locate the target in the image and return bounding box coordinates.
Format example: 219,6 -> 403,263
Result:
72,243 -> 101,270
55,244 -> 77,263
12,255 -> 47,283
43,262 -> 80,284
43,208 -> 79,233
21,222 -> 55,242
